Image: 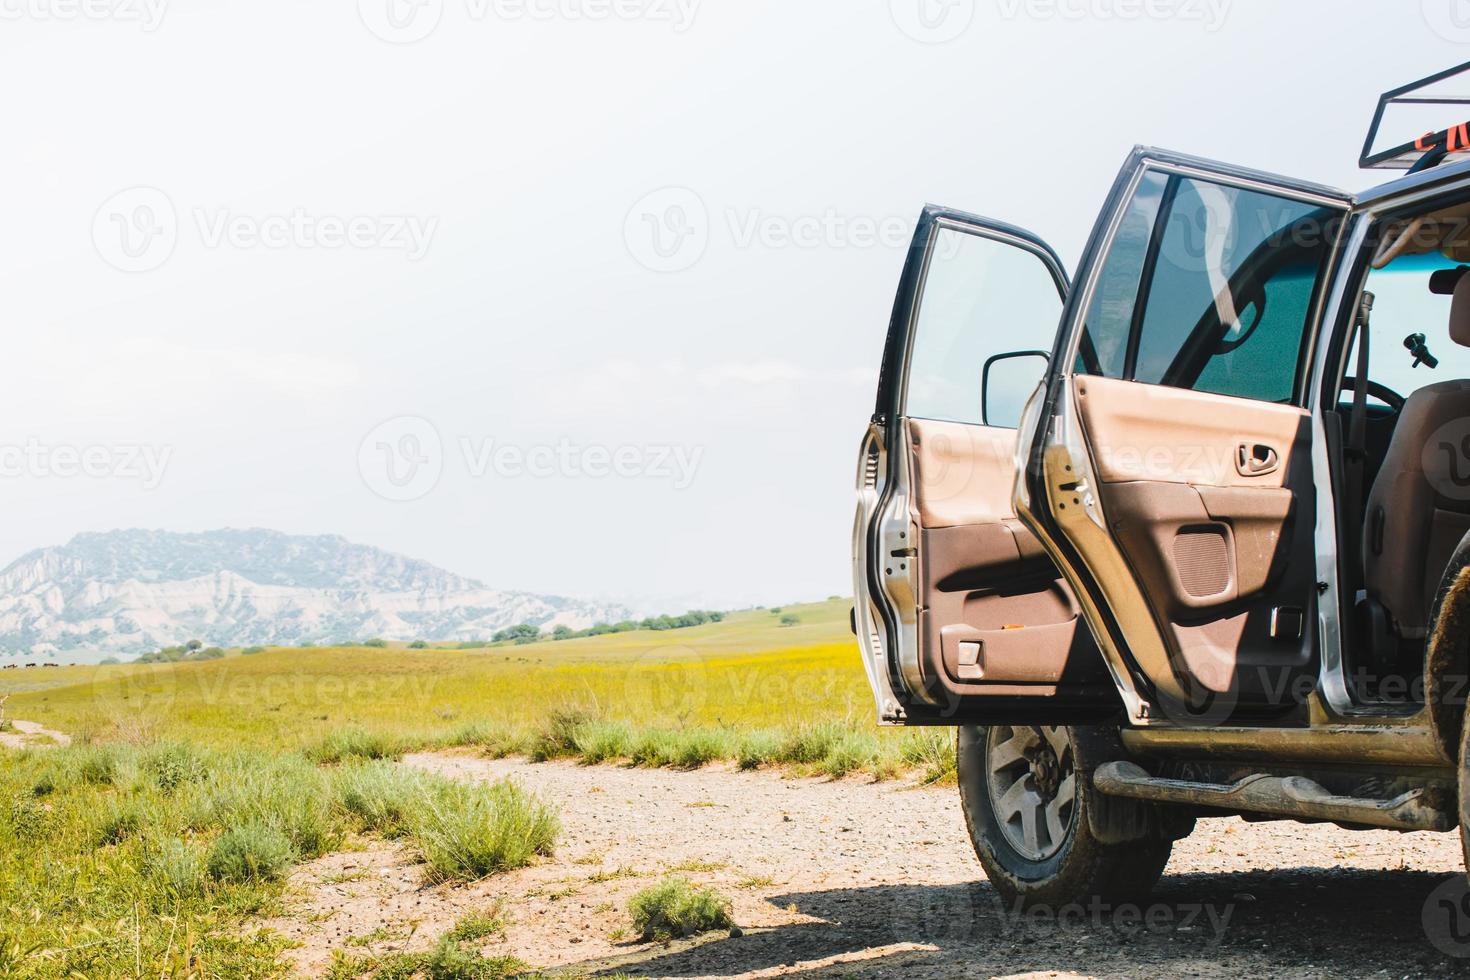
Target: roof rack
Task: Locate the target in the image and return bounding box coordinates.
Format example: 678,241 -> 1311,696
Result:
1362,61 -> 1470,171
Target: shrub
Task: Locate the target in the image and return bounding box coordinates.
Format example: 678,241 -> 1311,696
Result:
207,821 -> 295,883
408,640 -> 429,649
74,744 -> 130,787
146,837 -> 208,899
527,706 -> 597,762
820,730 -> 877,779
241,646 -> 267,655
334,760 -> 427,839
94,797 -> 150,846
571,720 -> 632,765
900,728 -> 957,785
775,721 -> 843,766
142,741 -> 212,791
670,729 -> 733,770
628,877 -> 734,941
735,730 -> 781,770
779,615 -> 800,627
362,638 -> 388,648
306,727 -> 408,765
410,779 -> 559,883
626,729 -> 678,768
205,756 -> 338,858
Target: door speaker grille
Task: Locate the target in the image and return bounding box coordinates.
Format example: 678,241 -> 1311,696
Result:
1173,529 -> 1230,598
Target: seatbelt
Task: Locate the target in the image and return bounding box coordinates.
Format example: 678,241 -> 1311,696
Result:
1345,291 -> 1375,579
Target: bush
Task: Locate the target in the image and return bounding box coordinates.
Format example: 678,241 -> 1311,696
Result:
900,728 -> 957,784
735,730 -> 781,770
142,741 -> 212,791
205,756 -> 338,858
334,760 -> 427,839
408,640 -> 429,649
670,729 -> 733,770
207,821 -> 295,883
527,706 -> 598,762
94,797 -> 150,846
410,779 -> 559,883
305,727 -> 408,765
572,720 -> 632,765
820,730 -> 877,779
241,646 -> 267,656
628,877 -> 734,940
145,837 -> 208,899
362,638 -> 388,648
779,614 -> 800,627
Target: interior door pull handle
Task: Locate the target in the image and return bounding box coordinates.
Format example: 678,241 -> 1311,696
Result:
1237,444 -> 1280,476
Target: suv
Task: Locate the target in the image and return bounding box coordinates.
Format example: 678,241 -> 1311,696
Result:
853,64 -> 1470,906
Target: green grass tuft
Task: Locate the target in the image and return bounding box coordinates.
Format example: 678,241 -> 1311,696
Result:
628,876 -> 735,941
207,821 -> 295,883
410,778 -> 559,883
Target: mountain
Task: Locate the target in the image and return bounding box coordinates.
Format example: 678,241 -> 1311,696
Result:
0,529 -> 631,661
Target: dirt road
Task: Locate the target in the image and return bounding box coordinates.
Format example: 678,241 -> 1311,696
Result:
264,750 -> 1470,978
0,718 -> 70,750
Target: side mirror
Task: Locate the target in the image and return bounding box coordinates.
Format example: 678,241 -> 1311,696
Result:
982,350 -> 1050,428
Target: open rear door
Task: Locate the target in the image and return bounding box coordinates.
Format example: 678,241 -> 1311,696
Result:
1019,148 -> 1353,725
854,207 -> 1117,725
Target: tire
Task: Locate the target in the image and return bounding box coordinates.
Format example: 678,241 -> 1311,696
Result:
958,724 -> 1175,908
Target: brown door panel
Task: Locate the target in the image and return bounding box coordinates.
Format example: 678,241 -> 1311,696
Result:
1072,379 -> 1317,707
1076,377 -> 1306,490
1102,481 -> 1296,616
905,418 -> 1110,700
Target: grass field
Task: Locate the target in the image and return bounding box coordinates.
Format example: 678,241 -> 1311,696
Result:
2,600 -> 869,751
0,598 -> 959,978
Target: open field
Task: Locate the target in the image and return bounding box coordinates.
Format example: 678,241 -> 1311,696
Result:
4,598 -> 1469,978
0,600 -> 867,752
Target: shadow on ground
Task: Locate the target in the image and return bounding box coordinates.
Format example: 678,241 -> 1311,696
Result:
579,868 -> 1470,978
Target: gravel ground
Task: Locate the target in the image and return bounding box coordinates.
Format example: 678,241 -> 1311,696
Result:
260,750 -> 1470,978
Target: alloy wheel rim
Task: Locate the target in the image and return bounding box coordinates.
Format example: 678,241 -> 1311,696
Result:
984,724 -> 1076,862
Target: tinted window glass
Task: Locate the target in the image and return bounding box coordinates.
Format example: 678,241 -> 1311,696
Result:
1077,173 -> 1336,404
905,227 -> 1064,426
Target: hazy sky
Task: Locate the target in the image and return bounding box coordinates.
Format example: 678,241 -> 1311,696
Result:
0,0 -> 1462,610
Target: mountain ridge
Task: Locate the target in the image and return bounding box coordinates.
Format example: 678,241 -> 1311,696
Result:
0,528 -> 629,661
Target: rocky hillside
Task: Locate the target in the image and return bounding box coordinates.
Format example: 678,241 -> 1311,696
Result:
0,529 -> 629,661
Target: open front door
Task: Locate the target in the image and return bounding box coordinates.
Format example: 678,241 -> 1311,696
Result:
1020,149 -> 1353,724
854,206 -> 1117,725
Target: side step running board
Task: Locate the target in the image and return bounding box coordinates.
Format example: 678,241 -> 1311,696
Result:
1093,761 -> 1455,832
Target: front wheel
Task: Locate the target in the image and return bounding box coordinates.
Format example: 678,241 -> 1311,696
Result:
958,724 -> 1176,908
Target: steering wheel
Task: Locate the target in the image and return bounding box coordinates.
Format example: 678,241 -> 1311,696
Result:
1340,375 -> 1407,413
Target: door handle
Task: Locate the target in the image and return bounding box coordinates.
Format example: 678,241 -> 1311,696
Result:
1237,443 -> 1280,477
